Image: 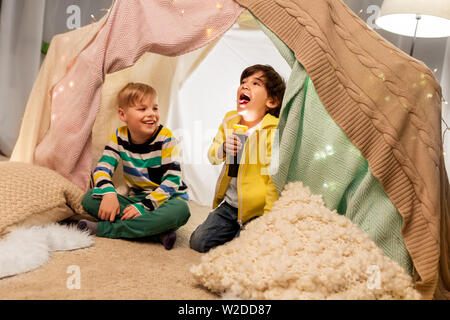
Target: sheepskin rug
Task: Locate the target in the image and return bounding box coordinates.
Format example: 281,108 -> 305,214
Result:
0,223 -> 94,279
190,182 -> 421,300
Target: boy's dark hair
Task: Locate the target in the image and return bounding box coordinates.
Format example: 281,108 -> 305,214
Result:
240,64 -> 286,118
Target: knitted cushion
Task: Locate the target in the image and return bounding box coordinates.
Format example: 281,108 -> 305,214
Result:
191,182 -> 421,300
0,162 -> 87,236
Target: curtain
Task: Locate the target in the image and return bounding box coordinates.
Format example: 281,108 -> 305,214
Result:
41,0 -> 113,46
0,0 -> 46,157
0,0 -> 112,158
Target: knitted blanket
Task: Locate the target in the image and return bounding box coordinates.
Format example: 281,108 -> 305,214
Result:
10,15 -> 108,164
257,20 -> 412,275
235,0 -> 449,299
32,0 -> 243,190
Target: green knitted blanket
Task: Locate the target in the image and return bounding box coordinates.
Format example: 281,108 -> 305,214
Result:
259,20 -> 413,274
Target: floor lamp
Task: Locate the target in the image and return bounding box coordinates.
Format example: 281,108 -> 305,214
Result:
375,0 -> 450,57
375,0 -> 450,145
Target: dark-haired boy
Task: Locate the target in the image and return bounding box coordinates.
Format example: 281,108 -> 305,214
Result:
190,64 -> 286,252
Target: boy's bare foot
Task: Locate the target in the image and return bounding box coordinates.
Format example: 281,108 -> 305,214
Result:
159,230 -> 176,250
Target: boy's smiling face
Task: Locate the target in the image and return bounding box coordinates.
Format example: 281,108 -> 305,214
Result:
118,93 -> 160,144
236,71 -> 276,125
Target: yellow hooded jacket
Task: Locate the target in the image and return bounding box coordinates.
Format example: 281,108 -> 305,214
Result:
208,110 -> 280,226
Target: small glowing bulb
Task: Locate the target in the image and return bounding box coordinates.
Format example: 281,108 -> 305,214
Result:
206,28 -> 214,37
325,145 -> 334,155
90,14 -> 97,22
180,9 -> 185,15
58,86 -> 64,92
434,68 -> 438,73
426,93 -> 433,99
216,2 -> 223,9
69,81 -> 74,88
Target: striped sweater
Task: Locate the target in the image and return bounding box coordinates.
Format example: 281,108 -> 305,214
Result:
92,125 -> 188,215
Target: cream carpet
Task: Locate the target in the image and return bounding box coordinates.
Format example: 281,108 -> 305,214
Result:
0,201 -> 218,300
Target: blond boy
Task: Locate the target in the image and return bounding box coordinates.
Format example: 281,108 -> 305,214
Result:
79,83 -> 190,250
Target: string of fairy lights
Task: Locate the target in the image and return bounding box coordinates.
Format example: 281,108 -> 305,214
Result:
356,9 -> 450,154
433,68 -> 450,150
90,7 -> 110,22
88,4 -> 450,151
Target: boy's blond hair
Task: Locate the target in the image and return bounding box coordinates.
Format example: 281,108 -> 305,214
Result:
117,83 -> 156,109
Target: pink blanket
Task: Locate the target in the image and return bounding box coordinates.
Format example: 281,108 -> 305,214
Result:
34,0 -> 244,190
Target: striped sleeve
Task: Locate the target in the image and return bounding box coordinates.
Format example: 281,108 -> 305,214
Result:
139,131 -> 183,211
92,130 -> 120,197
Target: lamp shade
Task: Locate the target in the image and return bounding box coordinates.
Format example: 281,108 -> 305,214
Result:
376,0 -> 450,38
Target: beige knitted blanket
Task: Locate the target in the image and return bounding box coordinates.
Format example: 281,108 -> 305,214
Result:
235,0 -> 450,299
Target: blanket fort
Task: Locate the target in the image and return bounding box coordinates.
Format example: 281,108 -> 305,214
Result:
11,0 -> 450,299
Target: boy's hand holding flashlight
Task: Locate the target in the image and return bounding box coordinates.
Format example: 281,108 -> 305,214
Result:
223,134 -> 243,155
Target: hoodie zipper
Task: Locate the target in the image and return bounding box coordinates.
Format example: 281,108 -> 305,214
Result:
237,156 -> 244,229
237,134 -> 249,230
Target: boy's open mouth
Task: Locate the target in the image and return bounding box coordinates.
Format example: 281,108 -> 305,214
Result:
239,93 -> 250,105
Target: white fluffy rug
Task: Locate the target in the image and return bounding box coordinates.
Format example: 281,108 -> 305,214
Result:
0,223 -> 94,279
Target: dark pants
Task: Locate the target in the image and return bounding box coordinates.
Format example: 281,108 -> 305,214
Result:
82,190 -> 190,239
189,201 -> 241,253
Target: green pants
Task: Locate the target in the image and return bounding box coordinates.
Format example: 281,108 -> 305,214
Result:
82,190 -> 190,239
